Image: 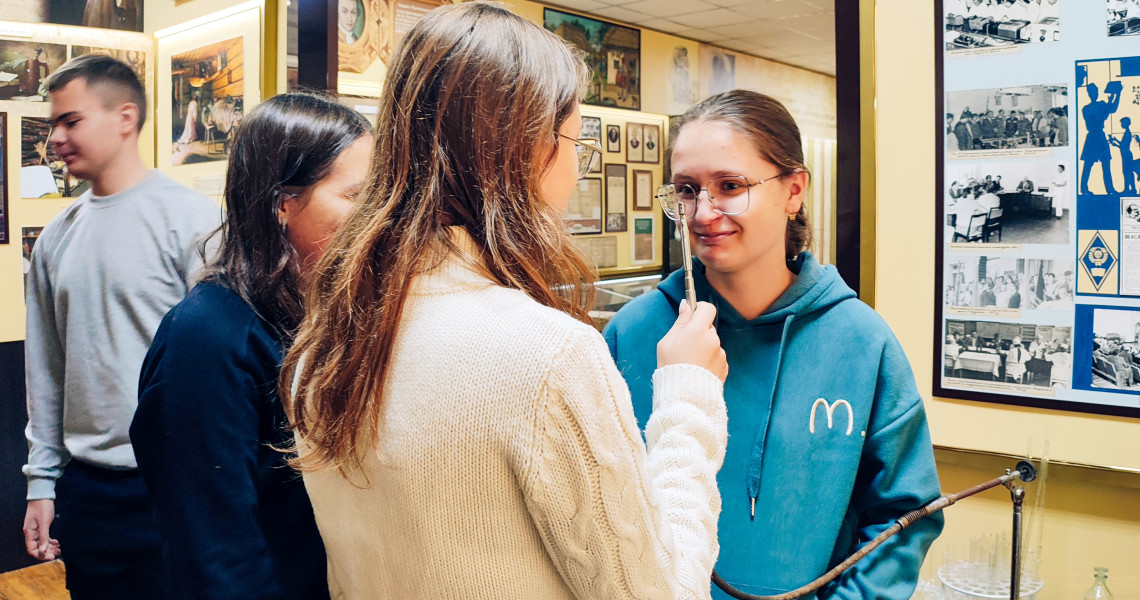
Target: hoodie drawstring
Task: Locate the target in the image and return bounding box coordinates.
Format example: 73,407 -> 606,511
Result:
746,314 -> 795,519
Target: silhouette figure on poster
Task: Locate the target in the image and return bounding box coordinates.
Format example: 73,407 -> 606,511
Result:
1110,117 -> 1139,195
1080,81 -> 1122,195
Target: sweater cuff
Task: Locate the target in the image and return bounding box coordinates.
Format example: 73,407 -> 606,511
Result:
651,363 -> 724,414
27,477 -> 56,501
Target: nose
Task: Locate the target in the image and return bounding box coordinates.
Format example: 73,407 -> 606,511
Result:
47,126 -> 63,146
690,189 -> 721,224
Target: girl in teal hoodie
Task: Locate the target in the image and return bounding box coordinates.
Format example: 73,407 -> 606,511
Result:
604,90 -> 943,600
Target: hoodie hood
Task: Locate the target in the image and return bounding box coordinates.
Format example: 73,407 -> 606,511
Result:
657,252 -> 856,327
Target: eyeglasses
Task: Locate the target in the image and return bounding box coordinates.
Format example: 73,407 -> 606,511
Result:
655,172 -> 792,221
556,133 -> 603,178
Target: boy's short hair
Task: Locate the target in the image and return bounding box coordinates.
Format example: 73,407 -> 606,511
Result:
46,55 -> 147,132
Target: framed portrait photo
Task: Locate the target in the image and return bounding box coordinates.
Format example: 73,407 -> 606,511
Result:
633,169 -> 653,211
626,122 -> 644,163
643,123 -> 661,164
606,124 -> 621,153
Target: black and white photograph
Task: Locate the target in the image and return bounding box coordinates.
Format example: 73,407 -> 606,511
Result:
944,318 -> 1072,387
0,41 -> 66,101
582,116 -> 601,144
626,122 -> 643,163
944,255 -> 1024,309
944,0 -> 1060,50
606,124 -> 621,153
1107,0 -> 1140,35
946,84 -> 1068,153
643,123 -> 660,164
945,158 -> 1070,245
1090,307 -> 1140,391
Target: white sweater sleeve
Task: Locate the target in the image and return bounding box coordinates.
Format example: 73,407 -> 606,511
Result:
520,326 -> 727,600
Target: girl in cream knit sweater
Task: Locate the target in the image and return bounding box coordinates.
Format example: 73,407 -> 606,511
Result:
283,3 -> 730,599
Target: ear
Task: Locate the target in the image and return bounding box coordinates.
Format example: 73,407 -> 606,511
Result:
276,189 -> 305,227
783,169 -> 809,215
119,102 -> 140,135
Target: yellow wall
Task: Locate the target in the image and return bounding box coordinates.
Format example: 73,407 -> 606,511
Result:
871,1 -> 1140,597
0,24 -> 153,343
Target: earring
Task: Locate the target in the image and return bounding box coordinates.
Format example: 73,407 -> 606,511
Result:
278,217 -> 288,233
788,213 -> 796,221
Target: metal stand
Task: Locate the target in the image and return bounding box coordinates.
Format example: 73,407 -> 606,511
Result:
713,461 -> 1038,600
1006,474 -> 1027,600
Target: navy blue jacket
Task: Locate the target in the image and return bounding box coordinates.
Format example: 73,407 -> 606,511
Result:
604,254 -> 943,600
131,282 -> 328,600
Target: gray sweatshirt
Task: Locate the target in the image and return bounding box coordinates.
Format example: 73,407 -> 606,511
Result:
23,170 -> 220,500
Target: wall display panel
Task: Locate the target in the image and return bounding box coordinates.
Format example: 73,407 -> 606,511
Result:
156,4 -> 260,194
543,8 -> 640,111
604,163 -> 626,233
936,0 -> 1140,417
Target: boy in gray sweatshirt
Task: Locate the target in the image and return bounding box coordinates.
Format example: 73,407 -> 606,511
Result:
21,55 -> 219,599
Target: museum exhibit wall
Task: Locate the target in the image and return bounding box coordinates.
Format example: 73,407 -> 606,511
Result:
872,1 -> 1140,597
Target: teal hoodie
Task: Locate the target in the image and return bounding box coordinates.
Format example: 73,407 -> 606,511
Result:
603,253 -> 943,600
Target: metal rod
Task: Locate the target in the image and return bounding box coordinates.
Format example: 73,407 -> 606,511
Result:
1010,486 -> 1025,600
713,462 -> 1036,600
676,203 -> 697,310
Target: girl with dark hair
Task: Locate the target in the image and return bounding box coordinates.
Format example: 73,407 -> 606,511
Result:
604,89 -> 943,599
283,2 -> 730,598
130,92 -> 371,600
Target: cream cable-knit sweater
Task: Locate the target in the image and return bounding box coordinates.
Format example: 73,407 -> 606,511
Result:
300,233 -> 728,599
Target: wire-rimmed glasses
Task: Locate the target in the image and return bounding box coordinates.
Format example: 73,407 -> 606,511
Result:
556,133 -> 603,178
655,173 -> 790,221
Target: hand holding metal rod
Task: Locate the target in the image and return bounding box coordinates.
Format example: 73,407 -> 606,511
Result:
713,461 -> 1038,600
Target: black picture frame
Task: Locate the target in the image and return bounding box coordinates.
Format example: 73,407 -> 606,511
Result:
0,113 -> 6,244
933,0 -> 1138,418
544,8 -> 641,111
606,124 -> 621,152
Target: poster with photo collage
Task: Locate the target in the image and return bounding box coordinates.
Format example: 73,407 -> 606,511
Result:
937,0 -> 1140,417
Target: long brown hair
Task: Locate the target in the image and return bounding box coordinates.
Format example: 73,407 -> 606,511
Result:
281,1 -> 595,475
200,92 -> 370,337
668,90 -> 813,259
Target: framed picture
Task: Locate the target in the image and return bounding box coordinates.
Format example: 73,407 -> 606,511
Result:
933,0 -> 1138,419
583,137 -> 602,173
22,0 -> 143,31
21,117 -> 87,198
633,170 -> 653,211
643,123 -> 661,164
544,8 -> 641,110
605,164 -> 628,232
633,217 -> 655,264
0,42 -> 67,101
626,122 -> 644,163
0,113 -> 6,243
157,2 -> 261,181
582,116 -> 602,143
606,124 -> 621,152
337,0 -> 381,73
575,236 -> 618,269
563,177 -> 602,234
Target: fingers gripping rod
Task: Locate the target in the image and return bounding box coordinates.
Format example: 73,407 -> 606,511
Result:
713,461 -> 1038,600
